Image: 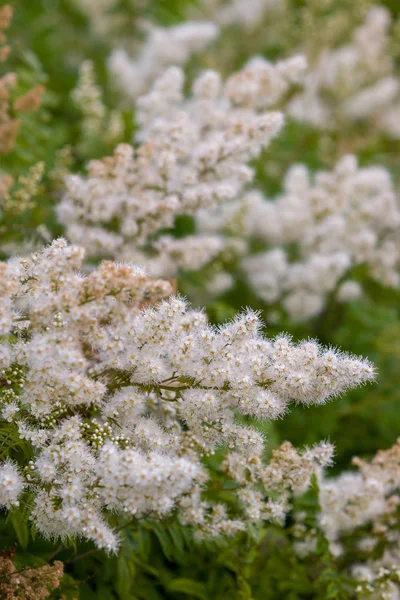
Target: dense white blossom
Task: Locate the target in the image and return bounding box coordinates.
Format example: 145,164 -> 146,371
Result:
288,7 -> 400,136
319,440 -> 400,551
196,1 -> 400,137
0,461 -> 24,509
109,21 -> 219,100
291,439 -> 400,599
70,0 -> 118,35
0,239 -> 374,551
205,0 -> 283,29
199,154 -> 400,320
58,59 -> 292,273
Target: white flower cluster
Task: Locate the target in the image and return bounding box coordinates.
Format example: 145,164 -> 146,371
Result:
109,21 -> 219,100
194,1 -> 400,136
199,154 -> 400,320
70,0 -> 118,35
195,0 -> 283,30
0,239 -> 374,551
0,461 -> 24,509
71,60 -> 123,143
296,439 -> 400,599
319,445 -> 400,554
184,440 -> 335,537
58,57 -> 304,273
289,6 -> 400,136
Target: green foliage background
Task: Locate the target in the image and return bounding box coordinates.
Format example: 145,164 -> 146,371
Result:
1,0 -> 400,598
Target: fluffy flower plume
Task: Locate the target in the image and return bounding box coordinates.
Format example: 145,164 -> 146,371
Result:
196,1 -> 400,138
109,21 -> 219,100
289,6 -> 400,136
199,154 -> 400,320
292,439 -> 400,599
58,55 -> 309,276
0,461 -> 24,509
70,0 -> 118,35
71,60 -> 123,145
0,239 -> 374,551
204,0 -> 283,30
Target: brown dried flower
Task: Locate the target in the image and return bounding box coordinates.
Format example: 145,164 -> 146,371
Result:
14,85 -> 45,113
0,547 -> 64,600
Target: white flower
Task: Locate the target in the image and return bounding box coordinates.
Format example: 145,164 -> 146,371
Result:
200,154 -> 400,319
1,402 -> 19,422
0,240 -> 375,550
108,21 -> 219,100
59,58 -> 290,277
0,461 -> 24,508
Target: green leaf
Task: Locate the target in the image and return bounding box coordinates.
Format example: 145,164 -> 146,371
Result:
116,554 -> 134,600
168,523 -> 185,557
10,509 -> 29,550
58,573 -> 80,600
134,526 -> 151,560
166,578 -> 207,599
326,582 -> 343,599
131,557 -> 160,578
96,585 -> 114,600
237,575 -> 253,600
150,522 -> 174,561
